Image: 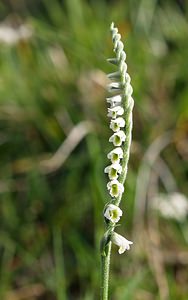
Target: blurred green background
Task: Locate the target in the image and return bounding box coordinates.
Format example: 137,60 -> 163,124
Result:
0,0 -> 188,299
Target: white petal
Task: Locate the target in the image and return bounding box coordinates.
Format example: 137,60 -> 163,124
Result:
107,181 -> 112,190
117,41 -> 124,52
104,166 -> 110,173
120,61 -> 127,74
110,117 -> 125,132
105,163 -> 122,172
114,147 -> 123,155
125,84 -> 133,96
109,135 -> 114,143
120,51 -> 126,62
106,95 -> 122,107
127,96 -> 134,109
107,106 -> 124,118
114,33 -> 121,50
107,71 -> 121,80
125,73 -> 131,84
107,82 -> 122,93
111,232 -> 133,254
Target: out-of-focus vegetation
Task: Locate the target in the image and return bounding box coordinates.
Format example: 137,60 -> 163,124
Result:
0,0 -> 187,299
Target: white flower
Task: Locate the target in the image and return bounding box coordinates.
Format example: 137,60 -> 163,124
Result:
107,147 -> 123,163
107,180 -> 124,198
110,117 -> 125,132
109,131 -> 126,146
107,106 -> 124,119
111,232 -> 133,254
104,163 -> 122,180
107,82 -> 122,93
106,95 -> 122,107
104,204 -> 123,223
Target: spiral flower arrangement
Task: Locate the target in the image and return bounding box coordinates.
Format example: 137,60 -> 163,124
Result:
103,22 -> 134,247
101,22 -> 134,300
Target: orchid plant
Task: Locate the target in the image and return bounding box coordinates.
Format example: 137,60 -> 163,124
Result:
100,22 -> 134,300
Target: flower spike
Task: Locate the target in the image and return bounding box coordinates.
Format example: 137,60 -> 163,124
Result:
104,22 -> 134,204
101,22 -> 134,300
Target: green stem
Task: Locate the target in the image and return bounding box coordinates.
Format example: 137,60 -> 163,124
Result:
101,242 -> 112,300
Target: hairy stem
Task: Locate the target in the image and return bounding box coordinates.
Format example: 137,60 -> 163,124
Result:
101,242 -> 112,300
